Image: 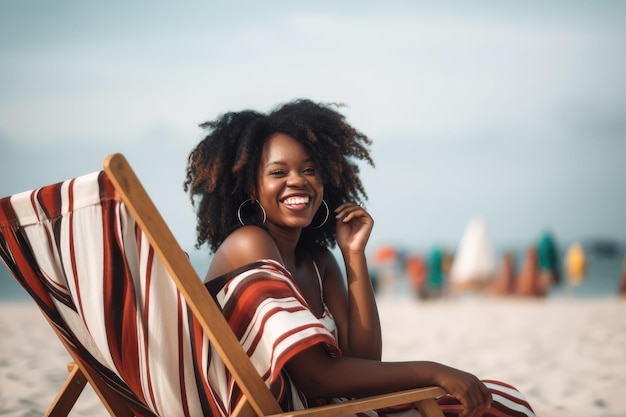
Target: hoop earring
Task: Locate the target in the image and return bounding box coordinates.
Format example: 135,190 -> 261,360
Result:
237,199 -> 267,226
309,200 -> 329,229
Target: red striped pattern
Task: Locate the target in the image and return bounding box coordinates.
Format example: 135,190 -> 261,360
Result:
190,260 -> 341,412
432,380 -> 535,417
0,172 -> 337,416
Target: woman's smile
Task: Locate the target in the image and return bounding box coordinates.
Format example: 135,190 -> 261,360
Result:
282,195 -> 312,210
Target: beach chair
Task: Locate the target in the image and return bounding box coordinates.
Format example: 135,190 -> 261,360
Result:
0,153 -> 445,417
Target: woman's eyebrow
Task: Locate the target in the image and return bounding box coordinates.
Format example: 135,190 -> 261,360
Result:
265,158 -> 313,168
264,160 -> 286,168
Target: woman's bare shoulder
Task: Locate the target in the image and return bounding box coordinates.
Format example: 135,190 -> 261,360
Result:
206,226 -> 283,280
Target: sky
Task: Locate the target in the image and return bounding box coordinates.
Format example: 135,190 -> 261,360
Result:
1,1 -> 625,260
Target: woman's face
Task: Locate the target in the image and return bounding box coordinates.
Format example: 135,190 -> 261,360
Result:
256,133 -> 324,231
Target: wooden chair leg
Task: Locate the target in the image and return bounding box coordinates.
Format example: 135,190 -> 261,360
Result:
46,358 -> 135,417
232,397 -> 258,417
44,313 -> 134,417
416,398 -> 445,417
82,364 -> 135,417
45,361 -> 134,417
45,362 -> 86,417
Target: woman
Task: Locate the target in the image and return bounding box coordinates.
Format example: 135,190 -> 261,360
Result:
184,99 -> 535,417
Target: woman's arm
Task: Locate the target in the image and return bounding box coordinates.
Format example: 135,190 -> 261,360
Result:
285,345 -> 492,417
321,249 -> 381,360
323,203 -> 381,360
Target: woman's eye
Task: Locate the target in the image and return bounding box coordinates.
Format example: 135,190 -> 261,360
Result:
303,167 -> 316,174
269,170 -> 285,176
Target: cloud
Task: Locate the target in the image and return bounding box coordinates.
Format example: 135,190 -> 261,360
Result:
3,4 -> 622,146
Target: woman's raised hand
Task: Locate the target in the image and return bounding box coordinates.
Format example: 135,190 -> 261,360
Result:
334,202 -> 374,254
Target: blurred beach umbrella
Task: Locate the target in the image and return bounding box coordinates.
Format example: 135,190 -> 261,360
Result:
515,245 -> 543,297
449,217 -> 496,292
426,247 -> 445,298
374,245 -> 400,263
489,252 -> 516,296
565,242 -> 587,287
372,245 -> 401,296
405,254 -> 427,298
428,248 -> 443,284
537,231 -> 561,286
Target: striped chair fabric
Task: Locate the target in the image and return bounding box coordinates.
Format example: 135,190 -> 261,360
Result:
0,171 -> 209,416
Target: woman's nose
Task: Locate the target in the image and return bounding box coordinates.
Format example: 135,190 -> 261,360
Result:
287,172 -> 307,187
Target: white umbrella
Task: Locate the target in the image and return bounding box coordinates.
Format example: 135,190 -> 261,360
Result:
449,217 -> 496,288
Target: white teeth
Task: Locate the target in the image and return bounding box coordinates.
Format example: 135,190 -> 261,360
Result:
283,196 -> 310,205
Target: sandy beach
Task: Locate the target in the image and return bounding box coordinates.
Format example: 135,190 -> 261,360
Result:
0,296 -> 624,417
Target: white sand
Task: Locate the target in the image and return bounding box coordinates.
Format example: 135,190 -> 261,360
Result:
1,297 -> 625,417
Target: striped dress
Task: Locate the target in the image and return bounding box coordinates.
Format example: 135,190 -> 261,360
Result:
202,259 -> 536,417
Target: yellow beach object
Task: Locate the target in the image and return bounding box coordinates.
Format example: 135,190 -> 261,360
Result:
565,242 -> 587,286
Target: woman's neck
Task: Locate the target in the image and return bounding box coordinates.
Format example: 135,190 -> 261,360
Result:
268,227 -> 302,271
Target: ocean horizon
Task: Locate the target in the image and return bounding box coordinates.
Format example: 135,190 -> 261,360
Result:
1,242 -> 624,302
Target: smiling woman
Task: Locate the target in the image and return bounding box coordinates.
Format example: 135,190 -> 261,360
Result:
184,99 -> 372,254
182,99 -> 536,417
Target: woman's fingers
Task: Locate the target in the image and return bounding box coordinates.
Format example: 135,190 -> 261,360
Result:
335,202 -> 369,223
462,381 -> 492,417
440,372 -> 491,417
480,381 -> 493,409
